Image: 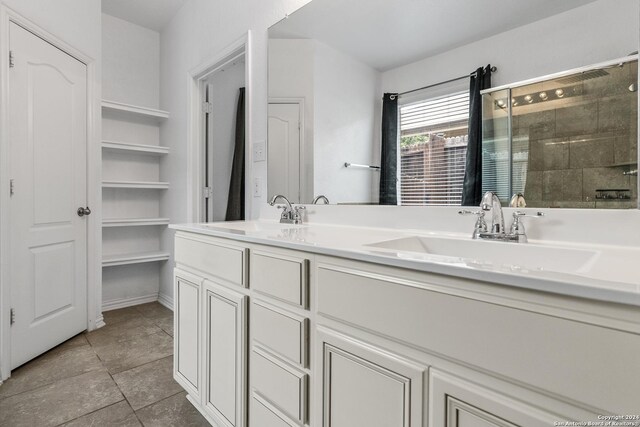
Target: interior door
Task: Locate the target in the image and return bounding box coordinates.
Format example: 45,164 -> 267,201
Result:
9,22 -> 88,369
268,103 -> 301,203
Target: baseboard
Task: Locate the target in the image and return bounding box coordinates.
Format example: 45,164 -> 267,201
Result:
94,314 -> 106,330
102,293 -> 159,312
158,293 -> 174,311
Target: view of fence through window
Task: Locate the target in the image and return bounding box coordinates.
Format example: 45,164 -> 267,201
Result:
399,91 -> 470,206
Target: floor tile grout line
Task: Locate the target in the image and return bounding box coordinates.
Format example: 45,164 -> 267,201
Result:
51,398 -> 128,427
0,361 -> 106,401
133,389 -> 186,413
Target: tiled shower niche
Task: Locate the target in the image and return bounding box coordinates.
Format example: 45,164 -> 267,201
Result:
482,58 -> 638,208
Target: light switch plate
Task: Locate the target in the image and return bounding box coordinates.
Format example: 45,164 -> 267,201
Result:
253,141 -> 266,162
253,177 -> 262,197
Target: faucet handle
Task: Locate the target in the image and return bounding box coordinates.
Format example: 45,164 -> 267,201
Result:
459,210 -> 487,239
512,211 -> 545,218
458,209 -> 484,216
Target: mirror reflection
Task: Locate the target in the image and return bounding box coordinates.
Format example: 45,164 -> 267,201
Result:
267,0 -> 639,208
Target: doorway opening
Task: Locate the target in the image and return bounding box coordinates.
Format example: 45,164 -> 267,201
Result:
187,33 -> 251,224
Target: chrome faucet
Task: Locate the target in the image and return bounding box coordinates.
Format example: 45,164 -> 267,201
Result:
268,195 -> 305,224
459,191 -> 545,243
312,195 -> 330,204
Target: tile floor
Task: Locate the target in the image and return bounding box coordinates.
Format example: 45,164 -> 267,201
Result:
0,302 -> 210,427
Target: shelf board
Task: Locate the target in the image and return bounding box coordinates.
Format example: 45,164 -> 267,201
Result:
102,218 -> 170,228
102,251 -> 170,267
102,100 -> 169,123
102,181 -> 169,189
102,140 -> 169,156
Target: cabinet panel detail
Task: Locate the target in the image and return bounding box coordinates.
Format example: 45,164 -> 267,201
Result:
174,269 -> 201,398
252,300 -> 308,367
175,235 -> 247,287
430,369 -> 560,427
251,347 -> 308,423
250,251 -> 308,308
319,328 -> 424,427
251,393 -> 299,427
203,281 -> 247,427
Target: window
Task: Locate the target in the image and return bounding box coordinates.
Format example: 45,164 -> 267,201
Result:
399,91 -> 469,206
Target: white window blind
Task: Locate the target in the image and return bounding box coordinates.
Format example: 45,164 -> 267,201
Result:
399,90 -> 470,206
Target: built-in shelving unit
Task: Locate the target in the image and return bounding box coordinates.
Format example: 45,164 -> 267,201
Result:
103,218 -> 170,228
103,251 -> 171,268
102,140 -> 169,156
102,180 -> 170,189
102,100 -> 169,123
102,98 -> 171,309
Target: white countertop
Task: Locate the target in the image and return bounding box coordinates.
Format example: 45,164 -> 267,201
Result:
170,220 -> 640,307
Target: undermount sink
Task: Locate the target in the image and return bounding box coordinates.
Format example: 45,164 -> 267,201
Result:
202,221 -> 306,233
366,236 -> 600,274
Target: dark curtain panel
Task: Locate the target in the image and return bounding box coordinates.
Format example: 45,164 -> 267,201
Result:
379,93 -> 399,205
225,87 -> 246,221
461,65 -> 492,206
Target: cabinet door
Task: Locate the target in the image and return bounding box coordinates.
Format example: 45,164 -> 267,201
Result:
430,369 -> 558,427
319,328 -> 425,427
203,280 -> 248,427
174,269 -> 202,398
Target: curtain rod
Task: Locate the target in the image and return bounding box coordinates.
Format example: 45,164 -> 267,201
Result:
394,66 -> 497,98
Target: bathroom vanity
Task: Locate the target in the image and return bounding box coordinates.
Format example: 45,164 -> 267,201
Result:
170,220 -> 640,427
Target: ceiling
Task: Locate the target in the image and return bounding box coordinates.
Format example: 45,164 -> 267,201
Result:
102,0 -> 189,31
270,0 -> 599,71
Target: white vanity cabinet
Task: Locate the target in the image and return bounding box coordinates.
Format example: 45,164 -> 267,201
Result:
172,228 -> 640,427
174,233 -> 249,427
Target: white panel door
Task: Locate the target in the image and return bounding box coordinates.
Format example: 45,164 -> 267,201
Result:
8,23 -> 88,369
268,103 -> 301,203
174,269 -> 202,398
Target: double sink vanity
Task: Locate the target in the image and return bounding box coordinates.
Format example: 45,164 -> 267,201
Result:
169,205 -> 640,427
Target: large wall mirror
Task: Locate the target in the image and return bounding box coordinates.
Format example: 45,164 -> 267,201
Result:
267,0 -> 639,208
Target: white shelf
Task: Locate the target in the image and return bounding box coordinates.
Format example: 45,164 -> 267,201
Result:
102,140 -> 169,156
102,181 -> 170,189
102,251 -> 170,267
102,100 -> 169,123
103,218 -> 170,228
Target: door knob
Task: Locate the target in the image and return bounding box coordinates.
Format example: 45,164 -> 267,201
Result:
77,207 -> 91,217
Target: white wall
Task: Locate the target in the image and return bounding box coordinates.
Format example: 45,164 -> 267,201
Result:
382,0 -> 640,93
102,13 -> 160,108
268,39 -> 381,204
268,39 -> 315,202
159,0 -> 311,303
207,60 -> 246,221
313,41 -> 381,204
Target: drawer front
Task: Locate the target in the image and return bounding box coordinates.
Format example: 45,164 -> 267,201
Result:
251,348 -> 308,423
251,394 -> 298,427
250,251 -> 308,308
252,300 -> 308,367
175,234 -> 246,287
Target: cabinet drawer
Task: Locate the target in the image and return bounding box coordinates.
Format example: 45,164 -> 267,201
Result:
251,348 -> 308,423
175,234 -> 247,287
252,301 -> 308,367
251,393 -> 298,427
250,250 -> 308,308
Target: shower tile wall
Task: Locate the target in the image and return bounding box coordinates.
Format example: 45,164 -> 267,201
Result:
515,61 -> 638,208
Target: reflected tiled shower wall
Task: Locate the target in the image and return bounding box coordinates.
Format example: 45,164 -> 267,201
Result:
483,60 -> 638,209
515,61 -> 638,208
